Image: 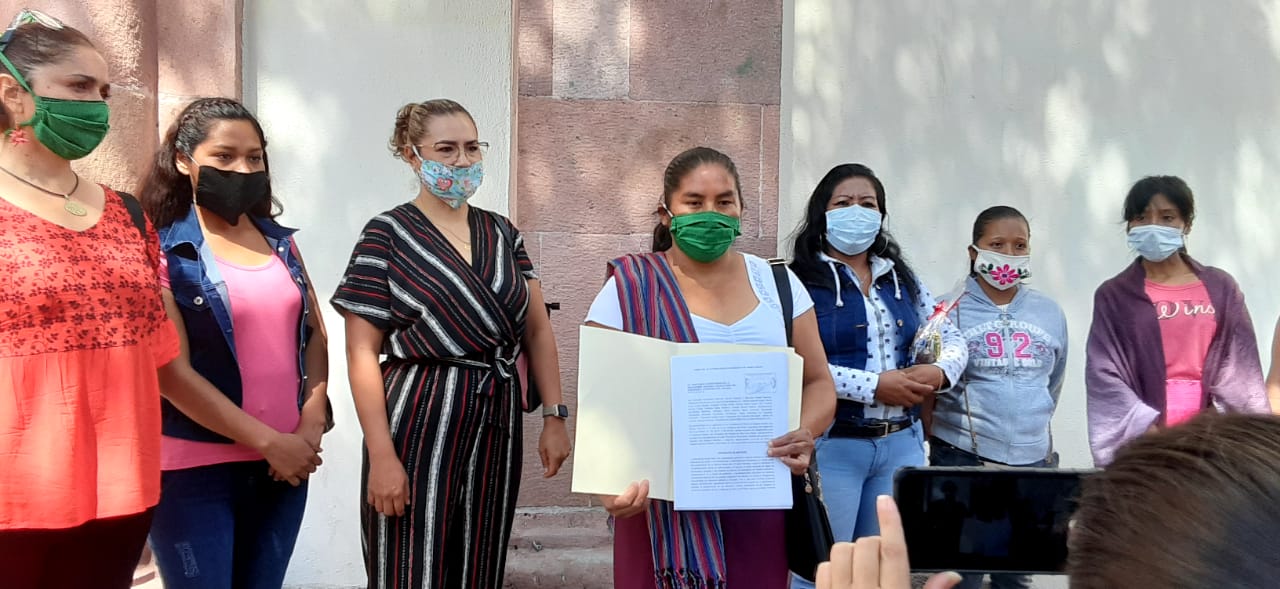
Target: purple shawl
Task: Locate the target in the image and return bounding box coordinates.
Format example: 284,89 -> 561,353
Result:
1085,256 -> 1269,465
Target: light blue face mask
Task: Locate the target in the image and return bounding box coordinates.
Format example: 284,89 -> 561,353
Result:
413,146 -> 484,209
825,205 -> 882,255
1127,224 -> 1185,262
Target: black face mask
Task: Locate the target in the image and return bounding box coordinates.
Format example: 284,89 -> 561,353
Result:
193,165 -> 270,226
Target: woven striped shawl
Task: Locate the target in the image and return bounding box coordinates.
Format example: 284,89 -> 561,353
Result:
607,252 -> 728,589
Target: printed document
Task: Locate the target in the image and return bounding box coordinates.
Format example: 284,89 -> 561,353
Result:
572,326 -> 801,502
670,352 -> 793,511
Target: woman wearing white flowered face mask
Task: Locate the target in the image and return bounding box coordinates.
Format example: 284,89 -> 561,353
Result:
925,206 -> 1069,589
1086,176 -> 1269,467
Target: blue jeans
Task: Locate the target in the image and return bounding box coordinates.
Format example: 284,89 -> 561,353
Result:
790,421 -> 926,589
929,438 -> 1049,589
149,461 -> 308,589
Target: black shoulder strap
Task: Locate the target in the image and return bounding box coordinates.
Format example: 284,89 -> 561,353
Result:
768,258 -> 794,346
117,190 -> 147,241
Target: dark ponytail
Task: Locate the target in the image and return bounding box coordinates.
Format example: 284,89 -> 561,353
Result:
651,146 -> 744,252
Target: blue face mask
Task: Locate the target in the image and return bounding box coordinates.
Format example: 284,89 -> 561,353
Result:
1127,224 -> 1184,262
825,205 -> 882,255
413,147 -> 484,209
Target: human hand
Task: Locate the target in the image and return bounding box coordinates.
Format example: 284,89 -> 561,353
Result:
600,480 -> 650,519
901,365 -> 946,391
768,427 -> 815,475
269,415 -> 326,483
259,431 -> 321,486
815,495 -> 962,589
366,452 -> 411,517
874,371 -> 934,407
294,410 -> 327,455
539,418 -> 571,478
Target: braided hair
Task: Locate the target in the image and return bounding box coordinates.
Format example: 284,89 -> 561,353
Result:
138,97 -> 278,228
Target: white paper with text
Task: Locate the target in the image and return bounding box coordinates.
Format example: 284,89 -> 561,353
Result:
670,352 -> 793,511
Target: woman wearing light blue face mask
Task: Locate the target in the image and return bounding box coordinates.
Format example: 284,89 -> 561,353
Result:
787,164 -> 967,587
332,99 -> 571,589
1085,175 -> 1270,466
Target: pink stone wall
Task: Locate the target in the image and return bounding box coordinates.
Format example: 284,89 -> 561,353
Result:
515,0 -> 784,507
0,1 -> 239,192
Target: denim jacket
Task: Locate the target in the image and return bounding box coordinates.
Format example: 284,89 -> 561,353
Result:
158,206 -> 313,443
805,255 -> 967,426
810,260 -> 922,424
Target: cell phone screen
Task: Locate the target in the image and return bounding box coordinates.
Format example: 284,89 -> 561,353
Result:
893,467 -> 1093,575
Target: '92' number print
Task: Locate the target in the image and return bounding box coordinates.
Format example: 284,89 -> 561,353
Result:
985,332 -> 1033,359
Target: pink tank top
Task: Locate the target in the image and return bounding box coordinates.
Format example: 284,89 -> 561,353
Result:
1145,280 -> 1216,426
159,253 -> 303,470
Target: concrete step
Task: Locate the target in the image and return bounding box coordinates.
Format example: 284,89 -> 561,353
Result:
504,507 -> 614,588
508,507 -> 613,552
504,546 -> 613,588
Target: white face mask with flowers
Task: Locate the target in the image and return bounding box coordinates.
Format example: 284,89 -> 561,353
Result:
972,246 -> 1031,291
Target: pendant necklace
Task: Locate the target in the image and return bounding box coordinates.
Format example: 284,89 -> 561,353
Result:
0,164 -> 84,216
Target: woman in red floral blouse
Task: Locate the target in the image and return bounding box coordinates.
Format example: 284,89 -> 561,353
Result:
0,11 -> 320,589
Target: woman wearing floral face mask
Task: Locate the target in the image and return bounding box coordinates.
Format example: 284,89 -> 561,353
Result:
332,99 -> 571,589
925,206 -> 1067,589
1086,175 -> 1270,466
787,164 -> 967,589
584,147 -> 836,588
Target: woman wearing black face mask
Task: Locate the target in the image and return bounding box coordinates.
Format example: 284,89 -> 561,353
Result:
138,97 -> 329,589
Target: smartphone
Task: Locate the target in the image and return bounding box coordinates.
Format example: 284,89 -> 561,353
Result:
893,466 -> 1095,575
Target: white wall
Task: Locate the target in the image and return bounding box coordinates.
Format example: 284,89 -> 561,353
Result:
243,2 -> 514,586
783,0 -> 1280,469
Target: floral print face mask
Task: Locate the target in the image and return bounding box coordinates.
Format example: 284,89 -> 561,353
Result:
413,147 -> 484,209
972,246 -> 1031,291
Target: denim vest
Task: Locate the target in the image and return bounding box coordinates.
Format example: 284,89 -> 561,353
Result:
808,262 -> 921,424
158,207 -> 312,443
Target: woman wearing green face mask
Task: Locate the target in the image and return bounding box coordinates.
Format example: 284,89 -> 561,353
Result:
0,11 -> 320,588
584,147 -> 837,588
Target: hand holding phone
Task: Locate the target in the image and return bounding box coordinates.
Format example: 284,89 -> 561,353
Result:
893,467 -> 1094,576
815,495 -> 962,589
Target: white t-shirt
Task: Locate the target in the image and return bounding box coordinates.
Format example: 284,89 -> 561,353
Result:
585,253 -> 814,347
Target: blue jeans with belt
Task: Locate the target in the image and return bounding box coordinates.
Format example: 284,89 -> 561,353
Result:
149,460 -> 308,589
929,438 -> 1052,589
790,420 -> 926,589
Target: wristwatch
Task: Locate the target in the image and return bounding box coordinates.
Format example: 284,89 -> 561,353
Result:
542,404 -> 570,419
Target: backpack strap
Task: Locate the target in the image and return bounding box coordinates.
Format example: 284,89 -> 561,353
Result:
767,258 -> 794,347
117,190 -> 147,241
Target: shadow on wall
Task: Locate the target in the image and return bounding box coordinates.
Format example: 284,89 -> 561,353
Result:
786,0 -> 1280,467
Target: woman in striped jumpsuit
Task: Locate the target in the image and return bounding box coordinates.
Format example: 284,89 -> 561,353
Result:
333,99 -> 571,589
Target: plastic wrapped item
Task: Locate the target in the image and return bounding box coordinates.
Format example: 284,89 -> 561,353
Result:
910,279 -> 966,365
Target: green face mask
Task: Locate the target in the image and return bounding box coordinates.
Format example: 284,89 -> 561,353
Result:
668,210 -> 741,263
0,52 -> 109,160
